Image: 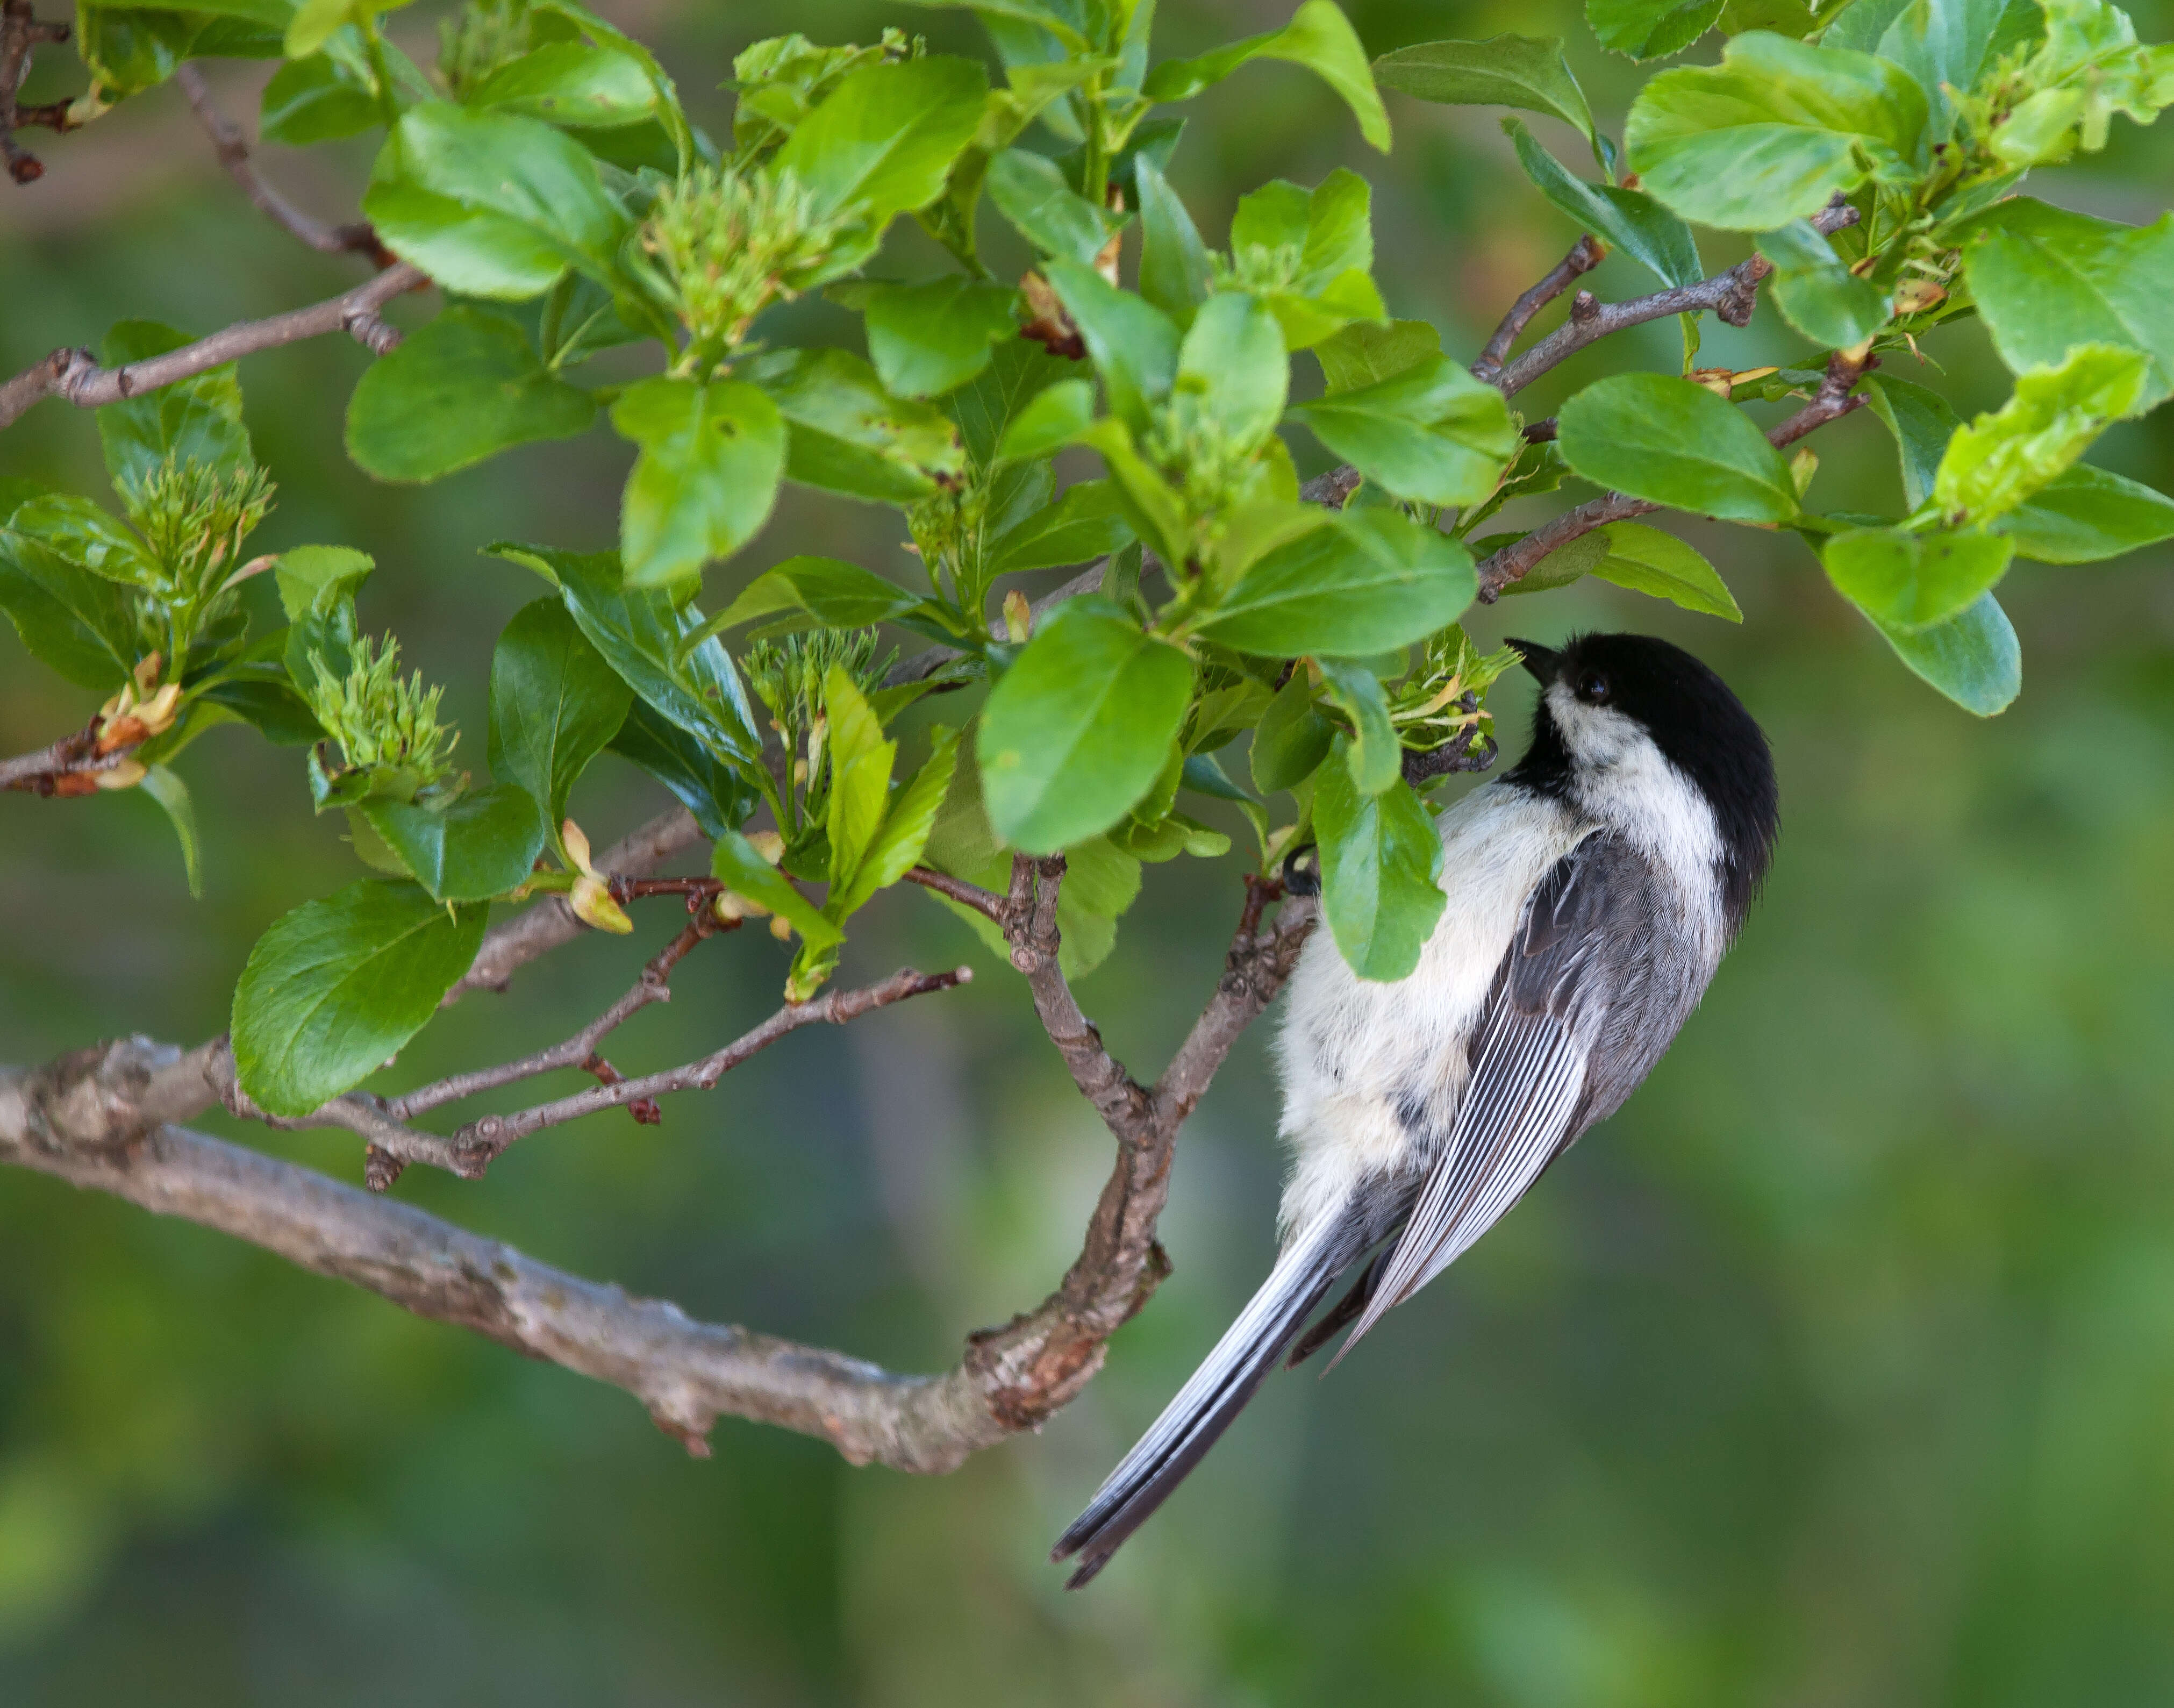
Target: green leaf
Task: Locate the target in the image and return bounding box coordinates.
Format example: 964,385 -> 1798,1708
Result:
1865,590 -> 2021,716
1195,510 -> 1476,656
231,880 -> 487,1116
527,0 -> 690,169
1932,344 -> 2149,525
712,830 -> 843,946
1314,655 -> 1400,795
465,42 -> 656,128
489,541 -> 762,764
1286,354 -> 1517,506
1042,259 -> 1179,434
1227,169 -> 1388,350
743,348 -> 967,504
1250,669 -> 1334,792
611,376 -> 785,586
1864,372 -> 1961,510
1558,373 -> 1800,522
986,147 -> 1123,263
5,495 -> 162,589
345,306 -> 594,483
1371,35 -> 1594,144
1135,156 -> 1213,324
1145,0 -> 1391,153
1756,218 -> 1890,348
1822,525 -> 2014,630
995,377 -> 1097,463
823,666 -> 895,897
362,784 -> 548,902
0,523 -> 143,690
834,725 -> 962,917
1870,0 -> 2019,138
948,337 -> 1079,468
1591,521 -> 1742,619
488,598 -> 632,853
1998,463 -> 2174,563
1171,290 -> 1289,460
283,0 -> 391,59
1587,0 -> 1725,61
362,102 -> 627,300
1071,418 -> 1192,569
774,55 -> 990,223
260,52 -> 381,145
1504,120 -> 1701,290
1625,33 -> 1929,230
863,278 -> 1019,399
1314,749 -> 1445,981
704,555 -> 933,637
978,595 -> 1195,853
75,7 -> 210,103
1957,201 -> 2174,411
139,763 -> 202,899
96,320 -> 251,495
606,699 -> 748,837
989,480 -> 1135,574
1313,319 -> 1442,391
275,543 -> 371,687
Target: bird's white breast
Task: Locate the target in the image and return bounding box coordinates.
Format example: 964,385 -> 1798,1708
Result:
1273,782 -> 1585,1239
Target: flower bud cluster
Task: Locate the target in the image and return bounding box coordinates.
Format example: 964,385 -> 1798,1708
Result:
121,454 -> 275,607
438,0 -> 531,97
307,634 -> 459,789
642,164 -> 850,369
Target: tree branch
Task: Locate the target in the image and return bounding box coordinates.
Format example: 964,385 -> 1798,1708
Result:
1473,234 -> 1606,382
173,65 -> 390,262
1491,198 -> 1863,397
0,719 -> 128,794
1,0 -> 69,185
0,261 -> 427,431
1475,347 -> 1878,601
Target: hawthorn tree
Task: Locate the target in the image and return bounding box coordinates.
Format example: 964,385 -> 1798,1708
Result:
3,0 -> 2171,1474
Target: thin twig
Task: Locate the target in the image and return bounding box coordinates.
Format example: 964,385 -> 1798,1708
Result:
0,262 -> 426,431
1002,855 -> 1152,1134
0,720 -> 123,794
174,65 -> 389,261
1,0 -> 69,185
1473,234 -> 1606,381
445,965 -> 975,1166
902,865 -> 1010,922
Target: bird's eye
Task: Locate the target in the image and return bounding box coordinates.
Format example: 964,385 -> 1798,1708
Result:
1576,671 -> 1611,705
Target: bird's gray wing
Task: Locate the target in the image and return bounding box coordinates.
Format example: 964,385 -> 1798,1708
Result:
1331,834 -> 1650,1362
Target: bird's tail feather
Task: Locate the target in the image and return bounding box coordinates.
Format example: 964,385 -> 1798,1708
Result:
1051,1210 -> 1354,1589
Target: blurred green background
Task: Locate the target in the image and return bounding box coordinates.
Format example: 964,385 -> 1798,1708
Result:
5,0 -> 2174,1700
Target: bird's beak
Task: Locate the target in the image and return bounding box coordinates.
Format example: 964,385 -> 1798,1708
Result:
1506,639 -> 1560,683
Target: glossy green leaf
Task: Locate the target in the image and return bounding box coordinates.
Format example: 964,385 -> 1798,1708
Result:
1591,521 -> 1742,619
834,726 -> 961,918
232,880 -> 487,1116
1145,1 -> 1391,154
1313,319 -> 1442,392
1286,354 -> 1517,506
611,376 -> 785,586
1226,169 -> 1388,351
1195,510 -> 1476,656
362,102 -> 627,299
1071,418 -> 1192,569
1250,669 -> 1335,793
488,598 -> 631,854
1587,0 -> 1725,61
5,496 -> 161,589
1371,35 -> 1594,143
989,481 -> 1135,574
1958,201 -> 2174,410
1315,655 -> 1401,795
996,377 -> 1097,463
1625,33 -> 1929,229
466,42 -> 655,127
712,830 -> 843,946
1870,0 -> 2020,137
260,52 -> 380,145
987,147 -> 1123,263
139,763 -> 202,899
1042,258 -> 1179,434
703,555 -> 932,638
1170,291 -> 1289,460
0,522 -> 143,691
744,348 -> 966,504
1315,749 -> 1445,981
1560,373 -> 1799,522
1865,590 -> 2021,716
774,55 -> 990,221
96,320 -> 251,495
1864,372 -> 1961,510
1933,344 -> 2148,525
950,339 -> 1079,468
1135,156 -> 1213,324
606,699 -> 749,837
527,0 -> 691,168
345,307 -> 594,483
1998,463 -> 2174,563
1505,120 -> 1701,289
823,666 -> 895,900
978,595 -> 1195,853
362,784 -> 547,903
1757,218 -> 1890,348
1823,525 -> 2015,630
863,278 -> 1019,399
275,544 -> 371,688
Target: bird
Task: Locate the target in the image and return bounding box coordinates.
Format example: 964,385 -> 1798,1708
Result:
1051,631 -> 1780,1589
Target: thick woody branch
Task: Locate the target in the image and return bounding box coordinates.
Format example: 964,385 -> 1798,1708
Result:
0,719 -> 129,794
1475,347 -> 1877,600
1474,234 -> 1606,381
0,262 -> 426,431
1491,199 -> 1863,397
174,66 -> 388,261
1002,855 -> 1151,1133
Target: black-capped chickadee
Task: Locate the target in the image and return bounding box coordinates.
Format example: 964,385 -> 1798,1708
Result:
1053,632 -> 1780,1588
